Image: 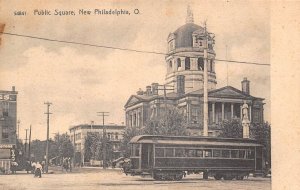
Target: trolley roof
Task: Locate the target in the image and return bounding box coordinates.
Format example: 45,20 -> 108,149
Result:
129,135 -> 262,147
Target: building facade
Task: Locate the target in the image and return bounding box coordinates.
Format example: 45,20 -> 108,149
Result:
0,86 -> 18,173
124,9 -> 264,137
69,124 -> 125,165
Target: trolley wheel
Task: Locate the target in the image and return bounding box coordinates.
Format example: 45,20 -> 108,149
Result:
214,174 -> 222,180
236,176 -> 244,180
224,176 -> 234,180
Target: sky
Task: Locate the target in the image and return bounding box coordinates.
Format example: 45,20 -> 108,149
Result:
0,0 -> 270,140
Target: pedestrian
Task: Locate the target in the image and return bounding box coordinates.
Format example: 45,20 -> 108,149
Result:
31,161 -> 37,174
41,161 -> 45,173
34,162 -> 43,178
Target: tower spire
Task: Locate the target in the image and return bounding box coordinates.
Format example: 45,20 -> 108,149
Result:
186,5 -> 194,24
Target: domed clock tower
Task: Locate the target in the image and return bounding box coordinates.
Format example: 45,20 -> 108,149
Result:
165,7 -> 217,94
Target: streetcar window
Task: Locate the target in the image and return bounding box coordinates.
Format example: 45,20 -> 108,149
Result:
204,150 -> 212,157
247,150 -> 255,159
186,149 -> 196,157
155,148 -> 164,157
196,150 -> 203,157
231,150 -> 239,158
221,150 -> 230,158
175,148 -> 185,157
165,148 -> 174,157
134,145 -> 140,156
213,150 -> 221,157
239,150 -> 246,159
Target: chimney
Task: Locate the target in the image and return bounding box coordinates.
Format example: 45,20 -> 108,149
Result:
241,77 -> 250,95
177,75 -> 185,95
136,88 -> 144,95
146,86 -> 152,96
151,83 -> 159,95
12,86 -> 15,92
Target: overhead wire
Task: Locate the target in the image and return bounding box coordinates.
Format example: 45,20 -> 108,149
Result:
0,31 -> 270,66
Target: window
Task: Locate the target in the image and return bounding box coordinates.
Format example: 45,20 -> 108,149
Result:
175,148 -> 185,157
198,58 -> 204,70
222,150 -> 230,158
186,149 -> 196,157
239,150 -> 246,159
155,148 -> 164,157
210,60 -> 213,72
204,150 -> 212,157
131,144 -> 140,157
177,58 -> 181,68
213,150 -> 221,157
191,108 -> 199,124
231,150 -> 239,158
115,133 -> 119,140
185,57 -> 190,70
165,148 -> 174,157
247,150 -> 255,159
169,61 -> 172,68
196,150 -> 203,157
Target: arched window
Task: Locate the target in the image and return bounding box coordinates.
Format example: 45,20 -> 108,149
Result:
177,58 -> 181,68
185,57 -> 190,70
210,60 -> 213,72
198,58 -> 204,70
169,60 -> 172,68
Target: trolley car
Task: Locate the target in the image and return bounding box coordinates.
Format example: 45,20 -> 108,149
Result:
125,135 -> 264,180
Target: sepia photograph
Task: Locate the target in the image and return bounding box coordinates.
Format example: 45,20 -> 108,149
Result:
0,0 -> 299,189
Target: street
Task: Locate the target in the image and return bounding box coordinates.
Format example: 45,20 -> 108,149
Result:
0,167 -> 271,190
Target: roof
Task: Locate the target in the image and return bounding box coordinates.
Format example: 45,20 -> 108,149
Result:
187,86 -> 264,100
124,92 -> 180,108
173,23 -> 203,48
125,86 -> 264,109
69,124 -> 126,131
130,135 -> 262,147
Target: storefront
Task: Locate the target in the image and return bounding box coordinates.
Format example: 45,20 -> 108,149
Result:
0,144 -> 15,174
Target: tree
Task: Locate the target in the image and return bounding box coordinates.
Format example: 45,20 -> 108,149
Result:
84,133 -> 114,164
250,122 -> 271,169
219,119 -> 243,138
144,106 -> 189,136
121,106 -> 189,157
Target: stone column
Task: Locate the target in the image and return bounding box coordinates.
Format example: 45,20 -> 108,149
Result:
231,103 -> 234,119
212,102 -> 215,124
221,103 -> 225,121
249,105 -> 252,122
240,105 -> 243,119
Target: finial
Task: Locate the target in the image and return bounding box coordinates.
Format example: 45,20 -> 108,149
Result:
186,5 -> 194,24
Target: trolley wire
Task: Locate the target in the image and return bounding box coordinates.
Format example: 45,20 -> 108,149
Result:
0,31 -> 270,66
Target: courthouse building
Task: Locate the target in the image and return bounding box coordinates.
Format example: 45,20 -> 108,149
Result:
124,9 -> 264,136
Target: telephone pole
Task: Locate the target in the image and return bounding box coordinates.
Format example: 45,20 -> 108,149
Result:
24,128 -> 29,157
97,112 -> 109,169
28,125 -> 32,161
17,120 -> 20,140
44,102 -> 52,173
157,85 -> 174,114
203,21 -> 208,137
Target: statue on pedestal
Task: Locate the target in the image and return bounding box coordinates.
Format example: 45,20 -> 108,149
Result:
242,101 -> 250,138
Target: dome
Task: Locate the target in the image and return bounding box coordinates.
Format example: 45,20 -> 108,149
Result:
173,23 -> 203,48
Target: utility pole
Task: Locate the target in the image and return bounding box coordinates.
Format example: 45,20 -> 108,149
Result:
44,102 -> 52,173
203,21 -> 208,137
97,112 -> 109,169
24,128 -> 28,157
28,125 -> 32,161
157,85 -> 174,115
